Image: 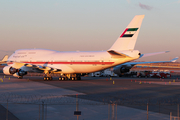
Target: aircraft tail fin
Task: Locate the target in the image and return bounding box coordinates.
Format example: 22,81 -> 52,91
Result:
109,15 -> 144,51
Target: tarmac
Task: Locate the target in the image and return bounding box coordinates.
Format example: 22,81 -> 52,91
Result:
1,74 -> 180,120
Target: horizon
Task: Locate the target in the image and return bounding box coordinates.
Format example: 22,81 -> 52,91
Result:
0,0 -> 179,62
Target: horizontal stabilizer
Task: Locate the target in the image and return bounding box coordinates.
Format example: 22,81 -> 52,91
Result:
107,50 -> 129,58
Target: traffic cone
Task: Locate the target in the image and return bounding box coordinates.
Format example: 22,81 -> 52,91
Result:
169,81 -> 171,84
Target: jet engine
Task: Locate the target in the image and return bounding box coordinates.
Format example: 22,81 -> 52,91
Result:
16,69 -> 27,76
113,65 -> 133,75
13,69 -> 27,79
3,66 -> 17,75
3,66 -> 27,77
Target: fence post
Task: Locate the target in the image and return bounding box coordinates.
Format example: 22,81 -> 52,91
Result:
170,112 -> 172,120
159,102 -> 160,113
112,103 -> 115,120
147,103 -> 148,120
178,104 -> 179,120
76,94 -> 79,120
108,104 -> 110,120
6,99 -> 8,120
39,104 -> 41,120
45,104 -> 47,120
42,101 -> 44,120
116,103 -> 117,120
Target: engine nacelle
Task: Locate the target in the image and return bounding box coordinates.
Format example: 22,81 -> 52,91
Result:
120,67 -> 130,73
3,66 -> 17,75
17,69 -> 27,76
113,65 -> 132,75
3,66 -> 27,77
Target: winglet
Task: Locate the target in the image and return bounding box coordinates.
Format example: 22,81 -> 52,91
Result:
170,57 -> 179,62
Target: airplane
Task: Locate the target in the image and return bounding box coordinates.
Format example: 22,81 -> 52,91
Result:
2,15 -> 169,81
113,57 -> 179,76
0,55 -> 8,65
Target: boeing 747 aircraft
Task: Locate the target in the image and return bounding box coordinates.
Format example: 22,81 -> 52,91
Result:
2,15 -> 167,80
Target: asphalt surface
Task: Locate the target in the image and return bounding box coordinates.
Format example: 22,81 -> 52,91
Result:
1,74 -> 180,119
28,76 -> 180,116
0,104 -> 19,120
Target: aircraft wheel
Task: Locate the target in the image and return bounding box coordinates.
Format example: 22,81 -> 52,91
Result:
44,77 -> 47,81
59,77 -> 62,81
49,77 -> 53,81
71,77 -> 74,81
61,77 -> 65,81
77,77 -> 81,80
65,77 -> 68,80
18,76 -> 23,79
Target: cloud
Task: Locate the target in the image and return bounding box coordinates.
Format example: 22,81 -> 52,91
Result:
139,3 -> 153,10
163,0 -> 180,6
126,0 -> 130,4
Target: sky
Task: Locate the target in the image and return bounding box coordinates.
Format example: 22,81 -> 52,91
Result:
0,0 -> 180,61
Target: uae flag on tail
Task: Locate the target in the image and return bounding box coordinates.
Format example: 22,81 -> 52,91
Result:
120,28 -> 138,37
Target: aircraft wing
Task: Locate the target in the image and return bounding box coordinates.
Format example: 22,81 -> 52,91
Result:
113,57 -> 179,75
24,63 -> 62,72
140,51 -> 169,58
10,62 -> 61,72
122,57 -> 178,66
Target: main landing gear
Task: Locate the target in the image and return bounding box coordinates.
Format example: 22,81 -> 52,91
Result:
43,72 -> 81,81
43,76 -> 53,81
43,71 -> 53,81
58,74 -> 81,81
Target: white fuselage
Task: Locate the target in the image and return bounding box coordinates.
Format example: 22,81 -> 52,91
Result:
7,49 -> 140,74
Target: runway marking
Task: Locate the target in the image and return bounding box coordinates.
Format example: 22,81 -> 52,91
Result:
145,81 -> 180,85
